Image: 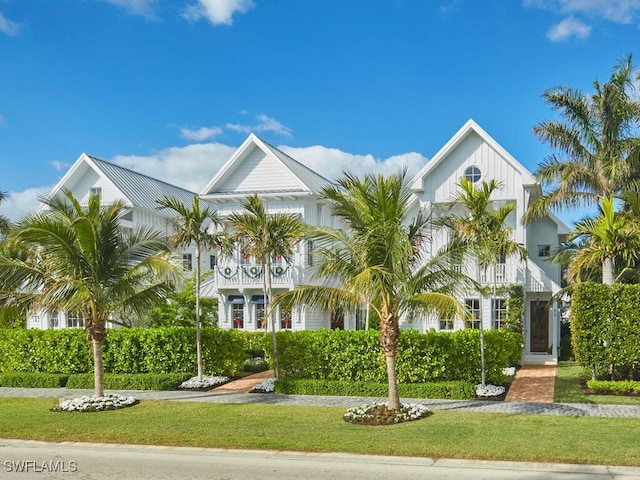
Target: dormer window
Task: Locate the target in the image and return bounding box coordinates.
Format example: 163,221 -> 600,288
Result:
90,187 -> 102,197
464,166 -> 481,183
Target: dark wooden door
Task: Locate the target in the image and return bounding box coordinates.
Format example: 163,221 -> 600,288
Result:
530,301 -> 549,353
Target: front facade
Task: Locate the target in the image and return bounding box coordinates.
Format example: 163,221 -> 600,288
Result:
29,121 -> 568,364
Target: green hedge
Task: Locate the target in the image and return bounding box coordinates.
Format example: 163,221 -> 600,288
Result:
273,328 -> 522,385
0,327 -> 251,376
66,373 -> 192,391
275,378 -> 476,399
586,380 -> 640,395
571,283 -> 640,379
0,372 -> 69,388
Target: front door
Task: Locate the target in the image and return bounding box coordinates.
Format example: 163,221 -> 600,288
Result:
530,301 -> 549,353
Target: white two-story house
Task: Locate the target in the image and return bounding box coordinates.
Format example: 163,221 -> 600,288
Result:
29,120 -> 568,363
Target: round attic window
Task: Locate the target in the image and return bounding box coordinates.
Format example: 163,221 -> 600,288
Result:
464,166 -> 481,183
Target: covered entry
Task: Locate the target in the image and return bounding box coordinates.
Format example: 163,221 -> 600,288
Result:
530,300 -> 549,353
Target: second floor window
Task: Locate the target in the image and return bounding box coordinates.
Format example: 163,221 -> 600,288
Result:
210,255 -> 217,270
538,245 -> 551,258
183,253 -> 192,271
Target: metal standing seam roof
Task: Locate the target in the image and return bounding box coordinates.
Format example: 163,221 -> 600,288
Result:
257,137 -> 334,194
87,155 -> 200,211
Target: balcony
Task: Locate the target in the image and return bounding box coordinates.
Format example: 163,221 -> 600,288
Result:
213,264 -> 300,288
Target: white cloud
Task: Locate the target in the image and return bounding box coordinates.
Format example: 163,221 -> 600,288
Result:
0,187 -> 51,223
101,0 -> 158,18
180,126 -> 224,142
112,143 -> 237,193
183,0 -> 254,26
226,114 -> 292,137
50,160 -> 72,172
278,145 -> 428,182
547,17 -> 591,40
524,0 -> 640,24
0,12 -> 20,36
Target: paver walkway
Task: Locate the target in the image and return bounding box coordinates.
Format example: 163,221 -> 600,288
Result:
211,370 -> 274,393
505,364 -> 556,403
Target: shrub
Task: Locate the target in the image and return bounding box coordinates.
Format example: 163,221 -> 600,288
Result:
66,373 -> 192,390
274,378 -> 476,399
0,371 -> 69,388
586,380 -> 640,395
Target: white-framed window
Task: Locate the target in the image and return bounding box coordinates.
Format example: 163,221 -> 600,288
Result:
231,304 -> 244,329
307,240 -> 315,266
210,255 -> 217,270
439,318 -> 455,331
67,311 -> 84,328
256,304 -> 266,329
182,253 -> 192,271
538,245 -> 551,258
90,187 -> 101,197
464,166 -> 481,183
280,308 -> 292,329
492,299 -> 507,330
465,299 -> 481,329
49,311 -> 59,329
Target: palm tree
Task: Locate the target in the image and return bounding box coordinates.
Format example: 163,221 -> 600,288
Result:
436,177 -> 527,385
226,194 -> 306,379
0,190 -> 10,236
523,54 -> 640,223
0,189 -> 178,396
564,196 -> 640,285
157,194 -> 227,381
275,171 -> 466,410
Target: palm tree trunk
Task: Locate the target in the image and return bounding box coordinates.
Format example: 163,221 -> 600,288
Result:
265,258 -> 279,379
602,257 -> 614,285
380,312 -> 401,410
92,337 -> 104,397
195,243 -> 203,381
478,262 -> 486,386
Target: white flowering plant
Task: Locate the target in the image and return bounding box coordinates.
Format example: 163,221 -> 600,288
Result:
475,383 -> 506,397
251,378 -> 275,393
55,393 -> 138,413
502,366 -> 516,376
179,375 -> 229,390
343,402 -> 432,425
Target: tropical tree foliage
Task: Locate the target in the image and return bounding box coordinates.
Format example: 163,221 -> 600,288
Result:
0,190 -> 10,236
524,54 -> 640,223
275,171 -> 467,409
156,194 -> 227,381
0,189 -> 178,396
146,275 -> 218,327
226,194 -> 306,379
436,177 -> 527,385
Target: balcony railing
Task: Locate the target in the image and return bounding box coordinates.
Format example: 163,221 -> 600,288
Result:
214,264 -> 297,287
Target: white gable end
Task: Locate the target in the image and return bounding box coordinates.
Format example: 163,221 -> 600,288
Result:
218,145 -> 307,194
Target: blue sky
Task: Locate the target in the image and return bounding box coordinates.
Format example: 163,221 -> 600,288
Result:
1,0 -> 639,224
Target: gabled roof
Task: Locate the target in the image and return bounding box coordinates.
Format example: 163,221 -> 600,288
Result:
48,153 -> 198,211
200,133 -> 332,198
409,119 -> 537,191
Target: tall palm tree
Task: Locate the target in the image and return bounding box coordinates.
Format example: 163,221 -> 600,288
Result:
564,196 -> 640,285
436,177 -> 527,385
157,194 -> 226,381
0,189 -> 178,396
226,194 -> 306,379
523,54 -> 640,223
275,171 -> 466,410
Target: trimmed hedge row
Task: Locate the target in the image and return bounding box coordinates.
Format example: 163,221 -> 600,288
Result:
274,328 -> 522,385
571,283 -> 640,379
0,327 -> 254,376
0,372 -> 69,388
275,378 -> 476,399
586,380 -> 640,395
66,373 -> 192,391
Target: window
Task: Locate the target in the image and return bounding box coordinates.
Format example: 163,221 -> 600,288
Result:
67,311 -> 84,328
90,187 -> 102,197
182,253 -> 192,271
465,299 -> 481,329
538,245 -> 551,258
210,255 -> 217,270
256,304 -> 266,329
439,318 -> 455,331
280,308 -> 292,329
49,312 -> 59,329
492,299 -> 507,330
464,166 -> 481,183
231,304 -> 244,329
307,240 -> 315,266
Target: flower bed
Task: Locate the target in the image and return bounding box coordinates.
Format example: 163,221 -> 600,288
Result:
475,383 -> 506,397
343,402 -> 432,426
54,393 -> 138,413
251,378 -> 275,393
179,375 -> 230,390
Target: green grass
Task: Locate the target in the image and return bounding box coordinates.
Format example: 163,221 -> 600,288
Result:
555,361 -> 640,405
2,397 -> 640,466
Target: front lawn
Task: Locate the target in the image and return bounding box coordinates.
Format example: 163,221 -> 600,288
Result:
555,361 -> 640,405
2,397 -> 640,466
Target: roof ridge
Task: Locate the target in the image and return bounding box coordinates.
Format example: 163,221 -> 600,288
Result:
86,154 -> 197,195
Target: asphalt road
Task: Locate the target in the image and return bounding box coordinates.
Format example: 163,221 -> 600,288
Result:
1,440 -> 640,480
